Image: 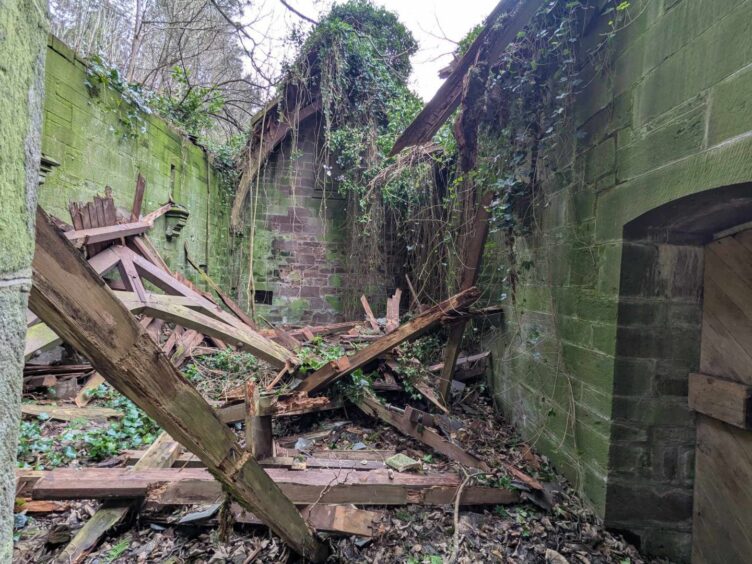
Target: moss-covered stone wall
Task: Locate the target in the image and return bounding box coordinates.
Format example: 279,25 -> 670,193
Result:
40,36 -> 237,294
0,1 -> 47,559
234,117 -> 347,325
480,1 -> 752,560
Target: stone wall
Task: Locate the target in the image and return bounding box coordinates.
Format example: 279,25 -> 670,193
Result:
480,0 -> 752,560
40,36 -> 238,296
0,1 -> 47,559
236,117 -> 347,325
40,36 -> 348,325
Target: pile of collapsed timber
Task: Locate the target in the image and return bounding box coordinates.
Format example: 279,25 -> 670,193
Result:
19,178 -> 527,562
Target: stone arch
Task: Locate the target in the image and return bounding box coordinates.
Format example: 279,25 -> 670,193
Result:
604,182 -> 752,561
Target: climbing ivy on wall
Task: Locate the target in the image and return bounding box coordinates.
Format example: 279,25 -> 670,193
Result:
467,0 -> 633,295
276,0 -> 460,314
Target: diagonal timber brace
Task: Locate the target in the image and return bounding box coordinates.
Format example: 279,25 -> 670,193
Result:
28,207 -> 328,562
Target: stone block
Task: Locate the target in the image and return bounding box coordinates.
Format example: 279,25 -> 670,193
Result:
606,481 -> 693,523
640,528 -> 692,562
616,103 -> 705,182
708,65 -> 752,146
584,136 -> 616,184
561,343 -> 614,391
613,356 -> 656,397
636,0 -> 752,125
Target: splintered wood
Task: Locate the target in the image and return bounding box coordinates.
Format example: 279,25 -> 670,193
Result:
23,181 -> 534,561
30,207 -> 328,561
298,287 -> 480,394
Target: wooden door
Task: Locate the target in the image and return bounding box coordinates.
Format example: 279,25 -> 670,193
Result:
691,230 -> 752,563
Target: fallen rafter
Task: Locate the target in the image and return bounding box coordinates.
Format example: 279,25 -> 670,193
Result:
19,467 -> 519,507
298,287 -> 480,394
29,207 -> 327,561
355,395 -> 489,471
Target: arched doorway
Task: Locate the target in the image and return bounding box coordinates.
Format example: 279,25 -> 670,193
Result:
605,183 -> 752,561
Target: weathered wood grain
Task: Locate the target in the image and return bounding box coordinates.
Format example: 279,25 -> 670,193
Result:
29,207 -> 327,561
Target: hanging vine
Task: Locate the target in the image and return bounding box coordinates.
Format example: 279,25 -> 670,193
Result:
267,0 -> 460,316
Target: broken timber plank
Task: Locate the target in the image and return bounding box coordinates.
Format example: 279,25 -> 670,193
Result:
54,433 -> 181,563
298,288 -> 480,394
246,382 -> 274,459
438,192 -> 494,402
360,295 -> 380,331
216,396 -> 342,425
29,207 -> 328,561
130,173 -> 146,222
184,243 -> 258,330
122,295 -> 294,368
233,504 -> 382,537
64,220 -> 151,247
20,467 -> 518,506
21,404 -> 122,422
428,351 -> 490,373
385,289 -> 402,333
356,395 -> 489,471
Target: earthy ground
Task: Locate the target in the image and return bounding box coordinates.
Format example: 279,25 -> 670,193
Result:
13,381 -> 655,564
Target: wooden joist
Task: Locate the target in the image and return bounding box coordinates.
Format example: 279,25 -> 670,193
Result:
19,467 -> 518,507
356,395 -> 489,471
124,451 -> 385,471
64,220 -> 151,247
298,287 -> 480,394
21,404 -> 121,422
231,504 -> 382,537
29,207 -> 328,561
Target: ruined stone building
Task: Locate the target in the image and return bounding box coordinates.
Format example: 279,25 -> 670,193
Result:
4,0 -> 752,562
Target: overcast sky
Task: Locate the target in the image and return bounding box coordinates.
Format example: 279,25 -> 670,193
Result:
251,0 -> 499,101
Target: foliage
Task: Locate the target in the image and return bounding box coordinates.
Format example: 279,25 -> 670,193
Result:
17,385 -> 159,470
85,54 -> 152,139
334,368 -> 374,403
273,0 -> 460,312
393,336 -> 443,400
85,55 -> 245,166
182,348 -> 261,400
152,66 -> 225,140
296,337 -> 345,371
184,347 -> 259,381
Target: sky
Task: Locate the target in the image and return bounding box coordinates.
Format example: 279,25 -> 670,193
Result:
250,0 -> 499,101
